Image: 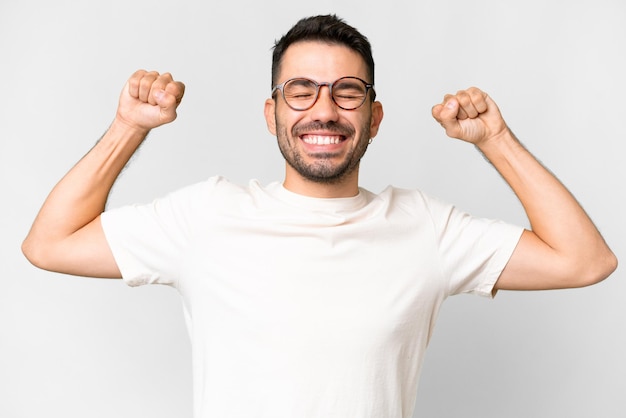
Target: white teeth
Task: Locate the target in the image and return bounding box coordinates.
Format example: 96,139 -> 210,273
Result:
302,136 -> 342,145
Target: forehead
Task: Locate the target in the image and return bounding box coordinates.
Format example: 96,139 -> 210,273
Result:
277,41 -> 368,83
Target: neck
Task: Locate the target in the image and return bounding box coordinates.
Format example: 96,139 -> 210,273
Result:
283,165 -> 360,198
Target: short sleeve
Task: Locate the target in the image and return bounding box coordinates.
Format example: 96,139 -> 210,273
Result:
101,180 -> 213,287
424,196 -> 524,298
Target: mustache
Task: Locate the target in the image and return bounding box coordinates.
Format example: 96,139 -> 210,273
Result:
292,121 -> 355,138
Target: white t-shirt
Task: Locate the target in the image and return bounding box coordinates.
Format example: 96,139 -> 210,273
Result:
101,176 -> 523,418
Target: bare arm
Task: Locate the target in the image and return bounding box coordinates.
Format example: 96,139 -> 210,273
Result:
431,88 -> 617,290
22,70 -> 185,278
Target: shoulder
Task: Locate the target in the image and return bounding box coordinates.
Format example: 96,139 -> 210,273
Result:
372,185 -> 454,216
159,176 -> 253,207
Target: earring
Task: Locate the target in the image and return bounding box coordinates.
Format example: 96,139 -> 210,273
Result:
368,138 -> 373,144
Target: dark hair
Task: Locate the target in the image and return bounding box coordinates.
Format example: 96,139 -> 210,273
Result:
271,15 -> 375,88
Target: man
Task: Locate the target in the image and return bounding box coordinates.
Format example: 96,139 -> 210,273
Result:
22,14 -> 616,418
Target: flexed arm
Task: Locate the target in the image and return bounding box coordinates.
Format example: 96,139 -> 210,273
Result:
22,70 -> 185,278
431,88 -> 617,290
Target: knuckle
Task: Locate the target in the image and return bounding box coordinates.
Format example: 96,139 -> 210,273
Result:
155,73 -> 175,90
128,70 -> 147,88
132,69 -> 147,78
128,78 -> 140,90
140,76 -> 157,90
468,88 -> 483,101
143,70 -> 159,81
456,94 -> 470,107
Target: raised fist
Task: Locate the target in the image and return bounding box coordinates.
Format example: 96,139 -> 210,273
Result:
432,87 -> 507,146
116,70 -> 185,131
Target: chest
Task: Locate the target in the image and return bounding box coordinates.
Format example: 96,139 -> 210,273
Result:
178,215 -> 446,351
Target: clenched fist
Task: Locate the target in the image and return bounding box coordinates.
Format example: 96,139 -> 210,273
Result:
431,87 -> 508,146
116,70 -> 186,132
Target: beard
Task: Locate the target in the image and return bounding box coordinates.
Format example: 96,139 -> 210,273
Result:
275,119 -> 371,185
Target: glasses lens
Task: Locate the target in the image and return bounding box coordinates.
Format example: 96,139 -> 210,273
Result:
332,77 -> 367,110
283,79 -> 318,110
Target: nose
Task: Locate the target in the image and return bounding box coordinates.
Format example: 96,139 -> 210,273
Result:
309,84 -> 339,122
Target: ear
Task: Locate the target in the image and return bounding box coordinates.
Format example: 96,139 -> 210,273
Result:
369,101 -> 384,138
264,98 -> 277,135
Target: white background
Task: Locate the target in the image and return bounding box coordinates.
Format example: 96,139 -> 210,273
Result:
1,0 -> 625,417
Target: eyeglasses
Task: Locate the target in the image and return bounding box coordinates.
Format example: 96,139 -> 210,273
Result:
272,76 -> 376,111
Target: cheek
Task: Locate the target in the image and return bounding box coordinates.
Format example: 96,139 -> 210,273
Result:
354,112 -> 373,137
275,116 -> 290,139
275,116 -> 297,145
274,107 -> 299,135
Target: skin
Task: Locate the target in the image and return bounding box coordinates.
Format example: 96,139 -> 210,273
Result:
265,41 -> 383,198
21,70 -> 185,278
22,41 -> 616,291
431,89 -> 617,290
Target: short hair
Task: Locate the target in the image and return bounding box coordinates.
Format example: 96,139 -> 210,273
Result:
271,15 -> 375,88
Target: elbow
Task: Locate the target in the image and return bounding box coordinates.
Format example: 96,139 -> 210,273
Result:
574,249 -> 618,288
21,235 -> 51,271
595,249 -> 618,284
22,235 -> 40,268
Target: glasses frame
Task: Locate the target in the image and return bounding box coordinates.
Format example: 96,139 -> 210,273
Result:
271,76 -> 376,111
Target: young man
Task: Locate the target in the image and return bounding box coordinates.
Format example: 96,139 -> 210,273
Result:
22,15 -> 616,418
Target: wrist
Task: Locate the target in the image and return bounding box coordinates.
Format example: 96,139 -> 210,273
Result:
475,127 -> 518,155
94,118 -> 150,159
110,115 -> 151,138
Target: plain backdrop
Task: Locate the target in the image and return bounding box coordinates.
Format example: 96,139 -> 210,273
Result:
1,0 -> 625,417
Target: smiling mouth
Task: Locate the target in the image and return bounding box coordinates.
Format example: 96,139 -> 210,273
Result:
300,134 -> 346,145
